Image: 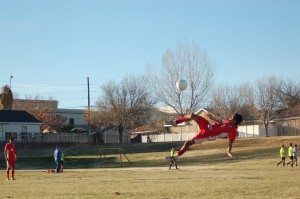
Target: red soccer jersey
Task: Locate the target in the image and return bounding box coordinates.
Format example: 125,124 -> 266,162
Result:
195,116 -> 238,143
4,143 -> 16,162
209,120 -> 238,142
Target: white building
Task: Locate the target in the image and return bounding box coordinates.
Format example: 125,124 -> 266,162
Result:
55,108 -> 86,125
0,110 -> 42,142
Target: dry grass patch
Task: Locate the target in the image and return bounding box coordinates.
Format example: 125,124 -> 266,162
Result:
1,136 -> 300,199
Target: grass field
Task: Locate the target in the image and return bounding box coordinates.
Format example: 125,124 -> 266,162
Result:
1,136 -> 300,199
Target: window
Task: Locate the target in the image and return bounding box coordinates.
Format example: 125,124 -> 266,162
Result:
21,132 -> 32,141
20,126 -> 31,141
5,132 -> 18,140
282,122 -> 289,134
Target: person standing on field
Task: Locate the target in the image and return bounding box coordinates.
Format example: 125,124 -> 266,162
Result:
60,150 -> 64,172
168,146 -> 178,170
293,144 -> 298,166
4,137 -> 17,180
286,143 -> 294,167
277,144 -> 286,167
54,145 -> 62,173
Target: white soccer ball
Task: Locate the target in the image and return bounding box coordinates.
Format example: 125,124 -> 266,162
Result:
176,79 -> 188,91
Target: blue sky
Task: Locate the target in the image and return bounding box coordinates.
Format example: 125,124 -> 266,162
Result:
0,0 -> 299,109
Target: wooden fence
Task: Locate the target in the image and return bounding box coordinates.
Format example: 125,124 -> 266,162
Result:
28,133 -> 90,143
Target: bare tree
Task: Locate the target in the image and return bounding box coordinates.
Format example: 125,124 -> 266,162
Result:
210,82 -> 255,121
148,41 -> 215,115
92,75 -> 156,143
277,77 -> 300,109
254,76 -> 281,137
85,109 -> 108,143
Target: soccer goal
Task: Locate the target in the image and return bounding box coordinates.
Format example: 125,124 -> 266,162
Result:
99,148 -> 132,168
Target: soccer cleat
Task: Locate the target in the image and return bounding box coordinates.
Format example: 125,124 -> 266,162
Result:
227,152 -> 233,158
11,178 -> 16,180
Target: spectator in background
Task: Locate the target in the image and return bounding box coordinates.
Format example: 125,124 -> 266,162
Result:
60,149 -> 64,172
54,145 -> 62,173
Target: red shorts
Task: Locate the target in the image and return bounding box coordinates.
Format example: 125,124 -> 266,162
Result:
7,160 -> 16,168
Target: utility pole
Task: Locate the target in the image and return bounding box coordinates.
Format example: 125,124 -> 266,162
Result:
87,77 -> 90,125
9,75 -> 13,88
87,77 -> 91,142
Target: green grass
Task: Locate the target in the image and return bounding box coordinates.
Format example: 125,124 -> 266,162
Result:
1,136 -> 300,198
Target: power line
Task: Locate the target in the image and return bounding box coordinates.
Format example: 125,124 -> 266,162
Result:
15,91 -> 87,95
13,84 -> 86,88
59,98 -> 96,101
11,77 -> 88,83
6,77 -> 102,109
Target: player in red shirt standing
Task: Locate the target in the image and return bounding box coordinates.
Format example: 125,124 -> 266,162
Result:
4,137 -> 17,180
165,112 -> 243,161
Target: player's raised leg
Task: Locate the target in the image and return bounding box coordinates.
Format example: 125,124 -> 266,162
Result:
177,139 -> 195,156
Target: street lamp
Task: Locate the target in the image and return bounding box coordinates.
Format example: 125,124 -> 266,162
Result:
9,75 -> 13,88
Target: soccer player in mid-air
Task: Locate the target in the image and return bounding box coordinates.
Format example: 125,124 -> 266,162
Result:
165,111 -> 243,161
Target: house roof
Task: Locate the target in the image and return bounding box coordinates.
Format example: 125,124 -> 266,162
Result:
0,110 -> 42,123
277,105 -> 300,119
103,126 -> 132,135
130,121 -> 166,134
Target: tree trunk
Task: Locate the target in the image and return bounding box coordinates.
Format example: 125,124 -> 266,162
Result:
118,123 -> 123,144
264,123 -> 269,137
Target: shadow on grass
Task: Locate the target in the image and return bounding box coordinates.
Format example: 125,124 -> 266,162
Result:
98,142 -> 185,154
178,146 -> 278,166
134,146 -> 279,168
0,143 -> 281,170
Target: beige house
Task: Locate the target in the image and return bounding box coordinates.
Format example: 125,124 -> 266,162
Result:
274,105 -> 300,136
275,117 -> 300,136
